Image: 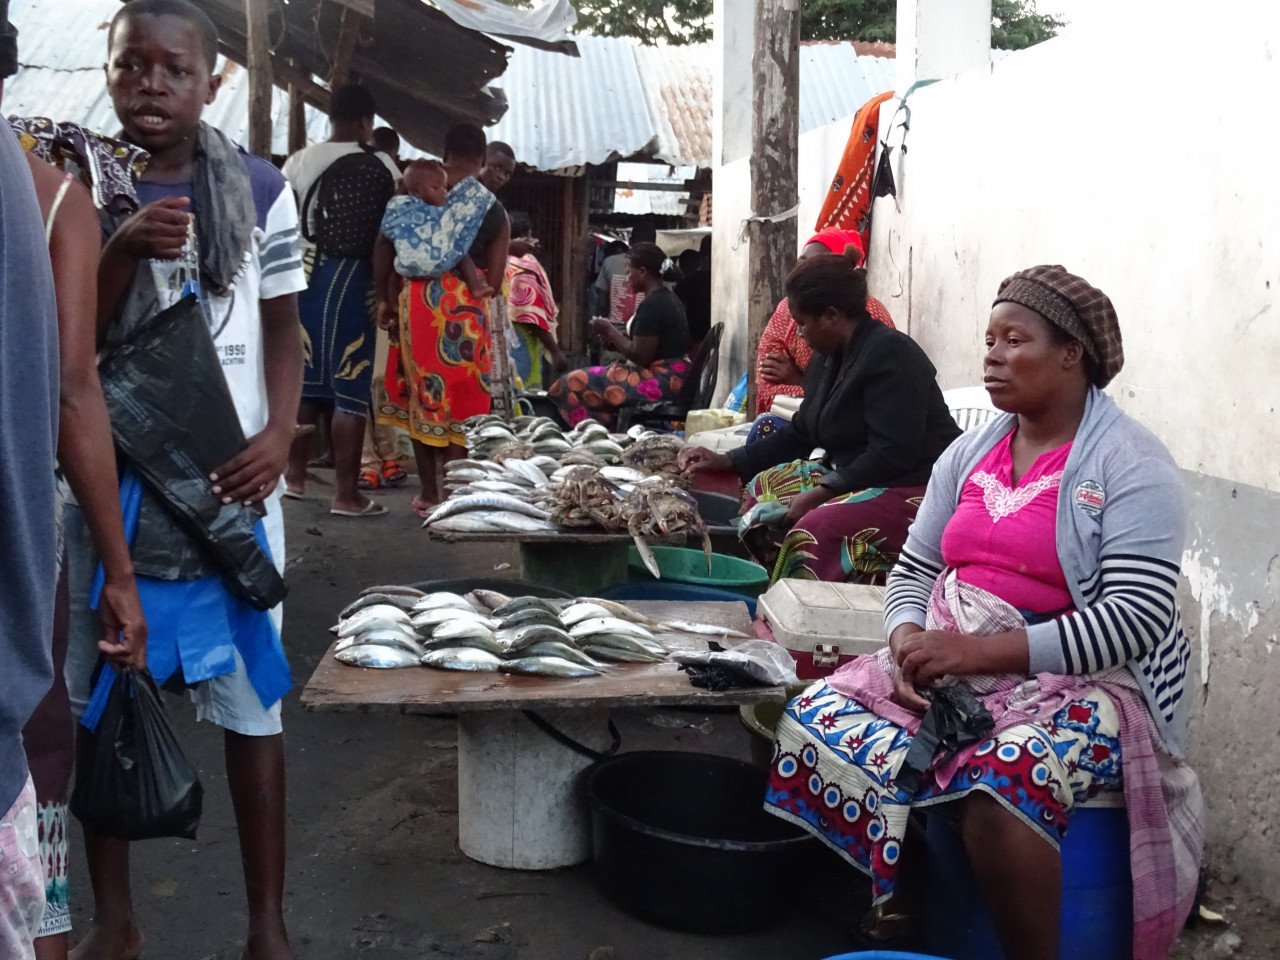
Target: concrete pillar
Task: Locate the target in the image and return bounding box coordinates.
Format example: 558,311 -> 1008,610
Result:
896,0 -> 992,89
713,0 -> 754,166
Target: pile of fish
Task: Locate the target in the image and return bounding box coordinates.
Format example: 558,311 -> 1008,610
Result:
425,418 -> 707,573
465,414 -> 635,466
330,584 -> 746,676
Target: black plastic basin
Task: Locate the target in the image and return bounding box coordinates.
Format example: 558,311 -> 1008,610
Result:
586,751 -> 817,933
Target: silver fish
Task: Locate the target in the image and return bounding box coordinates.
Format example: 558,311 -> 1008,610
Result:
431,619 -> 499,643
522,640 -> 604,669
354,629 -> 427,655
502,459 -> 549,487
575,598 -> 663,629
336,644 -> 422,669
469,588 -> 512,612
427,493 -> 550,523
412,607 -> 498,630
339,592 -> 418,619
494,596 -> 561,618
499,608 -> 565,631
658,619 -> 751,639
496,624 -> 576,650
359,584 -> 426,599
599,466 -> 648,484
336,615 -> 414,639
427,514 -> 503,533
578,641 -> 666,663
559,602 -> 613,627
421,634 -> 508,657
578,629 -> 667,656
333,602 -> 412,629
421,647 -> 503,672
569,617 -> 657,642
411,592 -> 475,612
499,656 -> 599,678
469,479 -> 534,495
484,512 -> 556,532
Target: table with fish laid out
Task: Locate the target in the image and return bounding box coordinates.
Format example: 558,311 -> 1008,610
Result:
420,413 -> 710,595
302,593 -> 781,871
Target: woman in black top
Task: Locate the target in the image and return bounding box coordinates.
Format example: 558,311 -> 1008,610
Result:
681,251 -> 960,583
551,243 -> 692,428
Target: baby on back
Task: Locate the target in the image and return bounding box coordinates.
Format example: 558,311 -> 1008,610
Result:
399,160 -> 491,299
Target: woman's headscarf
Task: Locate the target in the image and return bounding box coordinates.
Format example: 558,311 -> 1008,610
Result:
994,264 -> 1124,388
804,228 -> 865,264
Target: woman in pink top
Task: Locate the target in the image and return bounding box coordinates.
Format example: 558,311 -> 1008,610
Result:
763,266 -> 1202,960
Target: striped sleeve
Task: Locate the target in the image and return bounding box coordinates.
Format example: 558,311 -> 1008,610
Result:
885,545 -> 943,635
1025,553 -> 1181,674
258,186 -> 306,299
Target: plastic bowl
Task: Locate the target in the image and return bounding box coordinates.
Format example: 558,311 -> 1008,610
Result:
626,544 -> 769,595
587,751 -> 817,933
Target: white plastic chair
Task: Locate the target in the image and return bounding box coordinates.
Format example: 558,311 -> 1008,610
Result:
943,386 -> 1000,431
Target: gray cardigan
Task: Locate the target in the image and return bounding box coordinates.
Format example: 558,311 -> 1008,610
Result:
884,388 -> 1192,754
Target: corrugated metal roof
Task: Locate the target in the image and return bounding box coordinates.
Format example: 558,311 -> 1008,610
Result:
631,43 -> 712,169
6,3 -> 894,174
485,35 -> 655,172
487,38 -> 894,172
798,44 -> 895,134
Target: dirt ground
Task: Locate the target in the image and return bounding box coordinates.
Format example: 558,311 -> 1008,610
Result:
65,477 -> 1278,959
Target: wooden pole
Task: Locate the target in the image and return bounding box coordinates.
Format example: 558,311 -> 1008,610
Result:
245,0 -> 274,158
287,65 -> 307,155
745,0 -> 800,415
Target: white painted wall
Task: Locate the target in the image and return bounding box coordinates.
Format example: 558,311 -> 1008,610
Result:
711,114 -> 899,403
867,1 -> 1280,496
896,0 -> 992,89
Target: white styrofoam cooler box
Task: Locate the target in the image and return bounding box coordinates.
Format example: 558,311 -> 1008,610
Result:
759,579 -> 888,679
686,422 -> 752,453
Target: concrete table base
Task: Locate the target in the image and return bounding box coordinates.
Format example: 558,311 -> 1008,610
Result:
456,708 -> 612,869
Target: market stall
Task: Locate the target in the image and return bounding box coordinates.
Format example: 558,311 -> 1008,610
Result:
302,600 -> 779,870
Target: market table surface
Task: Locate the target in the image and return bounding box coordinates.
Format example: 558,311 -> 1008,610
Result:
303,601 -> 776,713
302,601 -> 786,870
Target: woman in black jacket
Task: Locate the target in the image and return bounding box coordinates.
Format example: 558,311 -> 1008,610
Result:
681,251 -> 959,582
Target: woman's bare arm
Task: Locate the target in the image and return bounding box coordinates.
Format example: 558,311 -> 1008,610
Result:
31,157 -> 147,667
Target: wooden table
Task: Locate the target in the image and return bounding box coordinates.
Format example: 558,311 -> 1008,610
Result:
426,527 -> 679,596
303,601 -> 783,870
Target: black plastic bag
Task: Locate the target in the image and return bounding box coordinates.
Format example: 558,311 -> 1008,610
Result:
895,684 -> 996,795
97,294 -> 286,610
71,669 -> 203,840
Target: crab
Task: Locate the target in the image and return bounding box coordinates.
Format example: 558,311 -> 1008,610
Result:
623,478 -> 712,577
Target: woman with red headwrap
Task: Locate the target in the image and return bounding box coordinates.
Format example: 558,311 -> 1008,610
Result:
755,228 -> 894,416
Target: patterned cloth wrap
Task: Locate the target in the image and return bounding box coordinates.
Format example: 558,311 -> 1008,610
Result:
0,779 -> 45,959
380,177 -> 495,279
765,572 -> 1204,960
739,459 -> 924,585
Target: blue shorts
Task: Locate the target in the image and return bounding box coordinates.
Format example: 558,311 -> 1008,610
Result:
64,503 -> 284,737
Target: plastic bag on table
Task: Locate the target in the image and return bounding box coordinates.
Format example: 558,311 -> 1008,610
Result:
71,667 -> 203,840
674,639 -> 800,689
96,294 -> 285,610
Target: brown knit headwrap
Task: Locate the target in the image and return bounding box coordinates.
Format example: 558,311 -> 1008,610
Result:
994,265 -> 1124,388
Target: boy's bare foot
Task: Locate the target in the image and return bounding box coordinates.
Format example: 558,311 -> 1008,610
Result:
242,926 -> 294,960
69,920 -> 144,960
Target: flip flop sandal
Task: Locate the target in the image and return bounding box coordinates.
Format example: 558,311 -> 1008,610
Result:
282,487 -> 305,501
330,500 -> 389,518
357,467 -> 381,491
411,496 -> 436,520
381,460 -> 409,487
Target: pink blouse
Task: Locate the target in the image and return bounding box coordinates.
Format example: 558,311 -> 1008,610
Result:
940,431 -> 1074,615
